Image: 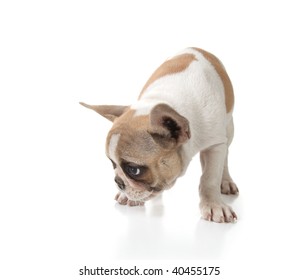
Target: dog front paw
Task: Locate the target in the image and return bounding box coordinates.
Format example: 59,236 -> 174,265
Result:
115,192 -> 128,205
114,192 -> 144,206
200,199 -> 237,223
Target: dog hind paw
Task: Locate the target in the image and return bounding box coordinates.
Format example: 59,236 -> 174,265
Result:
221,180 -> 239,195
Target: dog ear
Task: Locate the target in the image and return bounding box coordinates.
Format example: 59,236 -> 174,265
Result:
80,102 -> 128,122
149,104 -> 191,148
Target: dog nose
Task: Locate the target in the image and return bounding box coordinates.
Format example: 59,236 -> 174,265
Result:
114,176 -> 126,190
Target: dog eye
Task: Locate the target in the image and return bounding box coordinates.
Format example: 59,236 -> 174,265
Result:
122,164 -> 146,179
121,161 -> 147,180
127,166 -> 141,176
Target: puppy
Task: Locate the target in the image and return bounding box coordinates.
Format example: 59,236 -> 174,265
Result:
80,47 -> 238,223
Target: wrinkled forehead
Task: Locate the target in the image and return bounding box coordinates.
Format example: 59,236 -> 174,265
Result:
105,109 -> 159,164
106,129 -> 158,165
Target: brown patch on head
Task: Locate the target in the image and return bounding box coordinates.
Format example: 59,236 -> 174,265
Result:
139,53 -> 197,98
192,47 -> 234,113
106,108 -> 184,197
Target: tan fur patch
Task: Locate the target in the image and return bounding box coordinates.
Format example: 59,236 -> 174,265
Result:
106,109 -> 184,191
192,47 -> 234,113
139,53 -> 197,98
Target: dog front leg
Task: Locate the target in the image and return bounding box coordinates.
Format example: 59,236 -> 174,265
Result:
199,143 -> 237,223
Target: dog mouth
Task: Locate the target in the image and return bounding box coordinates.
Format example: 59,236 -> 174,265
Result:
114,175 -> 173,202
122,185 -> 164,202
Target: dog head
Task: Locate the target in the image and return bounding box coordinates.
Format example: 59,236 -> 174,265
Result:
80,102 -> 191,202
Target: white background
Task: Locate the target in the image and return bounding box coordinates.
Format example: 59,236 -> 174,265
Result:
1,0 -> 298,279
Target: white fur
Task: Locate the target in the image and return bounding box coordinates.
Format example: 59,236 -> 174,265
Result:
132,99 -> 161,116
132,48 -> 238,222
108,134 -> 120,164
134,48 -> 228,164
